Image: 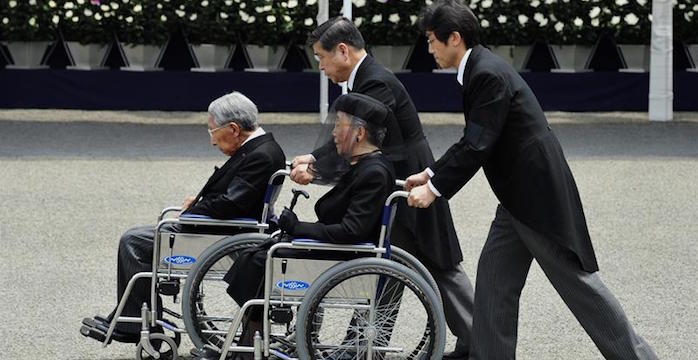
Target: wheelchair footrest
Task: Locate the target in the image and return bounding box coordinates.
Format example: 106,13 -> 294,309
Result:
80,324 -> 109,344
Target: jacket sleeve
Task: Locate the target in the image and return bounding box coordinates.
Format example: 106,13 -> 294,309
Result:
310,141 -> 335,161
291,167 -> 391,244
431,71 -> 511,199
186,151 -> 274,219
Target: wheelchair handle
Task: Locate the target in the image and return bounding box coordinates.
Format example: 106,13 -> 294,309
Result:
386,190 -> 409,206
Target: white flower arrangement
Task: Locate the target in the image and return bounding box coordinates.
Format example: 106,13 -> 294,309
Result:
1,0 -> 693,49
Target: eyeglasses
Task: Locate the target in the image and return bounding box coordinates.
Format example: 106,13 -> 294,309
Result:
207,124 -> 228,137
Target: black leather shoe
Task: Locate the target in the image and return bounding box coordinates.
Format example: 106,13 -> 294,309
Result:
443,340 -> 469,360
79,317 -> 140,344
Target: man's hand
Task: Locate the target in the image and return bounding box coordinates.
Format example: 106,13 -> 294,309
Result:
292,154 -> 315,168
290,163 -> 315,185
404,170 -> 430,191
181,195 -> 196,211
407,185 -> 436,208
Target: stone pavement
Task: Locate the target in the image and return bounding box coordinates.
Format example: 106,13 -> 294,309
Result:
0,111 -> 696,359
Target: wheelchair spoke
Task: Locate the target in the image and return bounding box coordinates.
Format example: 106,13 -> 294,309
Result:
302,268 -> 437,359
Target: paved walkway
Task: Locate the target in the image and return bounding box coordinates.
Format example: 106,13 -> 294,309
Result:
1,112 -> 696,359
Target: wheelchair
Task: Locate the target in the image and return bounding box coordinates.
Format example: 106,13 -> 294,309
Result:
181,180 -> 447,360
95,167 -> 288,360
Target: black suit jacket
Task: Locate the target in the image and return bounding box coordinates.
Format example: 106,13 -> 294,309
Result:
350,55 -> 463,269
431,45 -> 598,272
185,133 -> 286,221
292,153 -> 395,245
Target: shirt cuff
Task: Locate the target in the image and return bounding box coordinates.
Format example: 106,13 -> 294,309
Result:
426,167 -> 434,178
310,154 -> 316,162
427,180 -> 442,197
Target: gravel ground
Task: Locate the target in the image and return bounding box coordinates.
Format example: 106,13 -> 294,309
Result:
0,111 -> 696,359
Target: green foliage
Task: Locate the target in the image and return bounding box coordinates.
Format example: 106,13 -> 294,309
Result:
0,0 -> 56,42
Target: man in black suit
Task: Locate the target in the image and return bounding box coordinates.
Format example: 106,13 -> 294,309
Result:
292,17 -> 474,359
80,91 -> 286,344
407,1 -> 657,359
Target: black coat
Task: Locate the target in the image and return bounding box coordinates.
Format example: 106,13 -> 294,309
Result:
185,133 -> 286,221
224,153 -> 395,314
350,56 -> 463,269
292,153 -> 395,244
430,45 -> 598,272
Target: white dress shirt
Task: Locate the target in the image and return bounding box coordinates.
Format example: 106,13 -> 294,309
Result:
241,126 -> 266,147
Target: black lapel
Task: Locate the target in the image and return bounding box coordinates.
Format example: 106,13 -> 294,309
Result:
195,133 -> 274,199
461,45 -> 482,93
461,45 -> 483,119
351,55 -> 374,93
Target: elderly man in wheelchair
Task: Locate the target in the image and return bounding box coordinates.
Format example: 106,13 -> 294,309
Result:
79,91 -> 286,351
187,94 -> 446,360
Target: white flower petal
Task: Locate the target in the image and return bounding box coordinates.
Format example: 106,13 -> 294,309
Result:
624,13 -> 639,25
518,14 -> 528,25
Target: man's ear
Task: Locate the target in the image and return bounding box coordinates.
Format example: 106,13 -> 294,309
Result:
229,122 -> 241,136
337,42 -> 350,58
449,31 -> 464,47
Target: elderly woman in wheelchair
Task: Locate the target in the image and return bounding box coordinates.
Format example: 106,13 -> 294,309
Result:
187,93 -> 446,360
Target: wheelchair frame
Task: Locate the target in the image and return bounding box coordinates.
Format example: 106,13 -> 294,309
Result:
204,181 -> 446,360
99,167 -> 290,359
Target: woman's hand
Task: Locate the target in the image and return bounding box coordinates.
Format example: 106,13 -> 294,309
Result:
279,208 -> 299,234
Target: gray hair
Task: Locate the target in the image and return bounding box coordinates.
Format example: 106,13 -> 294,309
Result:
207,91 -> 259,131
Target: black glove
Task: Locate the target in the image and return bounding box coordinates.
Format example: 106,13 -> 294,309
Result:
278,208 -> 299,234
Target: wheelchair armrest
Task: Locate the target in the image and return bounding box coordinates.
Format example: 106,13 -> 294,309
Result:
290,238 -> 377,252
158,206 -> 183,222
176,214 -> 265,229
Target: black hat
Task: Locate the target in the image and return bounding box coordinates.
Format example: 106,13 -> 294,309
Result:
331,93 -> 390,127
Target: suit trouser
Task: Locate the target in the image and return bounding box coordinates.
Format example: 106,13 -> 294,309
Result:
391,223 -> 474,349
106,225 -> 175,334
470,205 -> 657,360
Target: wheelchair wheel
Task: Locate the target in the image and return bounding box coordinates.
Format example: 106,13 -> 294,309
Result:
296,258 -> 445,360
182,232 -> 269,350
389,246 -> 442,306
135,333 -> 178,360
